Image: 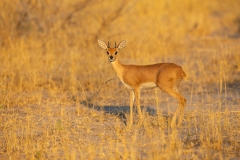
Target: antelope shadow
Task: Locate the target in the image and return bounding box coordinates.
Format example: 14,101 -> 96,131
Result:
81,100 -> 159,125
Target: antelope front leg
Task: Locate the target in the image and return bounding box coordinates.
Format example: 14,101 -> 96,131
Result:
129,90 -> 135,128
134,88 -> 143,121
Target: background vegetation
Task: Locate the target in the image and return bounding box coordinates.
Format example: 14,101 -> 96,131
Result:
0,0 -> 240,159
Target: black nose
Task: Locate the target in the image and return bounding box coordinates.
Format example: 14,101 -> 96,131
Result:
110,56 -> 113,59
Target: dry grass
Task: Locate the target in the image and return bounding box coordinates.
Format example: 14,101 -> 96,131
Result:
0,0 -> 240,159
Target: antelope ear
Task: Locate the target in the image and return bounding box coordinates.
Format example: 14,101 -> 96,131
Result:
98,40 -> 108,50
117,40 -> 127,50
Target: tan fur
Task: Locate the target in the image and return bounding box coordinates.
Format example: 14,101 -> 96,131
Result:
98,40 -> 186,128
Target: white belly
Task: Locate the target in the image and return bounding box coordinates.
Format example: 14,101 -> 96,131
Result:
140,82 -> 157,90
121,81 -> 157,90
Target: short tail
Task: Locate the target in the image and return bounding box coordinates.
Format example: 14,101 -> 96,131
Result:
182,70 -> 186,78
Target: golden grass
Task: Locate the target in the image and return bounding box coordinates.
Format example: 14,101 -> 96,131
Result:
0,0 -> 240,159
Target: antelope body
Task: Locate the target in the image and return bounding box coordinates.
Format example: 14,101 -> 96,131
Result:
98,40 -> 186,128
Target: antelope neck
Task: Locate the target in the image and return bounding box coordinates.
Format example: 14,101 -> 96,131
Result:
111,59 -> 125,81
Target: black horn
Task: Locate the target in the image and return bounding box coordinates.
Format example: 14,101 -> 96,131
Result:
115,41 -> 117,48
108,42 -> 110,48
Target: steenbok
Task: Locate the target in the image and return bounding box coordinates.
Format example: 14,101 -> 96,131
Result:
98,40 -> 186,128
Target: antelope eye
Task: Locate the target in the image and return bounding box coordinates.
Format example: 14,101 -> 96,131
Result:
106,51 -> 109,55
115,52 -> 118,55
